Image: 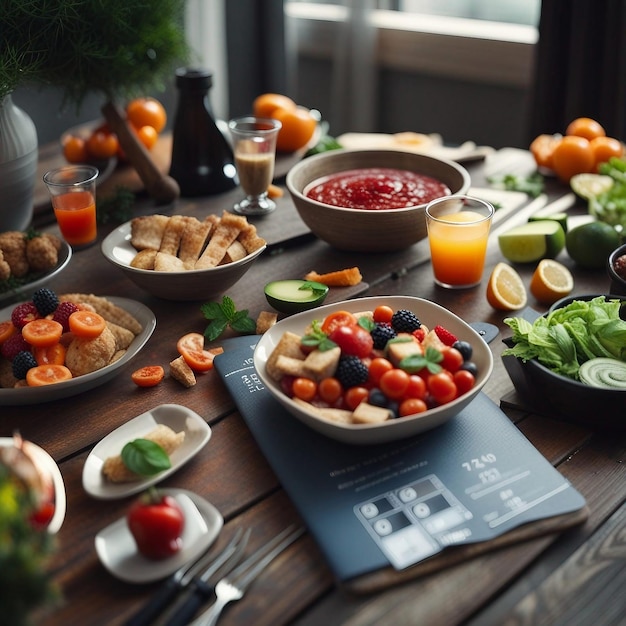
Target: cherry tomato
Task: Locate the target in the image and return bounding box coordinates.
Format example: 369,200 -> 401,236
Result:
29,501 -> 56,530
321,310 -> 357,334
453,369 -> 476,396
379,368 -> 410,400
318,377 -> 343,403
399,398 -> 427,417
440,347 -> 464,373
329,324 -> 373,358
427,372 -> 457,405
292,377 -> 317,401
344,386 -> 369,410
127,491 -> 185,560
176,333 -> 223,372
373,305 -> 394,324
404,374 -> 427,400
368,357 -> 393,385
131,365 -> 165,388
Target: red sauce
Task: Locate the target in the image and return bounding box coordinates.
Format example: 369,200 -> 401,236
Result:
304,167 -> 451,210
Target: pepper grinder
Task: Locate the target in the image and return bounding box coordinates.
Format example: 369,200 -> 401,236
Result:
169,68 -> 238,197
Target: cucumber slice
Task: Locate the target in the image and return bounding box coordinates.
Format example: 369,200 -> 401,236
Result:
264,280 -> 329,314
578,357 -> 626,389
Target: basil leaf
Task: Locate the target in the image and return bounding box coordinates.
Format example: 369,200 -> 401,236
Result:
121,439 -> 172,476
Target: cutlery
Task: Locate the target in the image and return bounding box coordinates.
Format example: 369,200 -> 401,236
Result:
189,525 -> 305,626
124,528 -> 247,626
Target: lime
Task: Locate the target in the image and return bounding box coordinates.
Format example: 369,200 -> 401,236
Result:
264,279 -> 329,314
528,212 -> 569,233
570,173 -> 614,200
498,220 -> 566,263
565,221 -> 621,268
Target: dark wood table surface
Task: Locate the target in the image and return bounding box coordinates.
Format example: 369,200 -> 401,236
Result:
3,143 -> 625,626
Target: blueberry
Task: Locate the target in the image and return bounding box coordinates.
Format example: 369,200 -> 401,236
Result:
453,340 -> 473,361
460,361 -> 478,376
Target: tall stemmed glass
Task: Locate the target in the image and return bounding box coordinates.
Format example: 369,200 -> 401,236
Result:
228,117 -> 282,215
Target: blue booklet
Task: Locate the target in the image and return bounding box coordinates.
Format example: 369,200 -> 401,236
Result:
214,337 -> 586,583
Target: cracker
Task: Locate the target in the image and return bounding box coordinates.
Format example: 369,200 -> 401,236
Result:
130,214 -> 169,251
158,215 -> 190,256
179,216 -> 214,269
195,211 -> 248,269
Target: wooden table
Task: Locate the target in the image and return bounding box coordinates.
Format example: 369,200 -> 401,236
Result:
3,144 -> 625,626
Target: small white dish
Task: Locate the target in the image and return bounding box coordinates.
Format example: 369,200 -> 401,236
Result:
83,404 -> 212,500
0,437 -> 66,534
0,296 -> 156,406
94,489 -> 223,584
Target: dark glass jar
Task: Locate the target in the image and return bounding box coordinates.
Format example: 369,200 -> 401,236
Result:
169,68 -> 238,197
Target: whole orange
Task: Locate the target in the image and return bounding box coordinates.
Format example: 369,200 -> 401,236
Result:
253,93 -> 296,119
589,136 -> 624,171
550,135 -> 594,182
134,124 -> 159,151
529,134 -> 560,170
565,117 -> 605,141
126,97 -> 167,133
86,128 -> 119,160
273,106 -> 317,152
62,135 -> 88,163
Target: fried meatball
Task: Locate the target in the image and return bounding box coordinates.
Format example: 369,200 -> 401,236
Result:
65,327 -> 117,376
0,250 -> 11,281
26,236 -> 59,272
0,231 -> 28,277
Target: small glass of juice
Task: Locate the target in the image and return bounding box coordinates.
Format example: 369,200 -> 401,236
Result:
425,195 -> 494,289
228,117 -> 282,215
43,165 -> 99,248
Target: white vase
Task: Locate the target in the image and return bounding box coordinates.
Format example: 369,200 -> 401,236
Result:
0,94 -> 38,232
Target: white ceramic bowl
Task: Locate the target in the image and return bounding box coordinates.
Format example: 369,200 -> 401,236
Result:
254,295 -> 493,445
286,149 -> 471,252
101,220 -> 265,301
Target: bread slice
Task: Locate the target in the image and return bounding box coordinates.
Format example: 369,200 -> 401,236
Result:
179,216 -> 214,269
130,215 -> 169,251
195,211 -> 248,269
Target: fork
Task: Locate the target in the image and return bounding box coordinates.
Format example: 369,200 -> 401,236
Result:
189,525 -> 305,626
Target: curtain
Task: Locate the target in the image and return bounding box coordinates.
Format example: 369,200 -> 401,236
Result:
527,0 -> 626,142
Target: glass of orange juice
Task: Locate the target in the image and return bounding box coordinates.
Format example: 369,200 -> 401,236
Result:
43,165 -> 99,248
425,195 -> 494,289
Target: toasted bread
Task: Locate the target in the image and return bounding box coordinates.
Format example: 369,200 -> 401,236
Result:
304,267 -> 362,287
178,216 -> 214,269
130,248 -> 157,270
130,214 -> 169,251
195,211 -> 248,269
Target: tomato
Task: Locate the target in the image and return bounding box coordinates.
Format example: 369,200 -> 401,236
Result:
68,310 -> 106,338
134,124 -> 159,150
530,134 -> 560,170
176,332 -> 223,372
453,369 -> 476,396
29,501 -> 56,530
21,318 -> 64,348
321,311 -> 357,334
253,93 -> 297,119
399,398 -> 427,417
26,364 -> 73,386
177,332 -> 204,353
379,368 -> 410,400
318,377 -> 343,403
127,491 -> 185,560
329,324 -> 373,358
344,386 -> 369,410
33,342 -> 66,366
550,135 -> 595,183
0,320 -> 16,344
440,347 -> 464,373
126,97 -> 167,133
404,374 -> 427,400
86,128 -> 119,160
368,357 -> 393,385
292,377 -> 317,401
131,365 -> 165,387
63,134 -> 88,163
273,106 -> 317,152
590,136 -> 624,171
373,305 -> 394,324
427,372 -> 457,405
565,117 -> 605,141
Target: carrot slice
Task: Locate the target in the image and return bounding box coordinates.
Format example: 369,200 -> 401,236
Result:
26,364 -> 72,386
33,342 -> 67,366
0,320 -> 16,344
68,310 -> 106,338
131,365 -> 165,387
21,318 -> 64,347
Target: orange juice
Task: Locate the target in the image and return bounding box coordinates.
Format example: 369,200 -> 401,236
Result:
427,210 -> 492,287
52,190 -> 97,247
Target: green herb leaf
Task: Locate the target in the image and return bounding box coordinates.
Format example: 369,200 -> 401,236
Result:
400,346 -> 443,374
358,316 -> 376,332
299,281 -> 328,296
201,295 -> 256,340
301,319 -> 338,352
121,439 -> 171,476
487,172 -> 545,198
96,186 -> 135,224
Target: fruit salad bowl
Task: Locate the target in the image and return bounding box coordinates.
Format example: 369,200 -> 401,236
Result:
285,149 -> 470,252
254,296 -> 493,445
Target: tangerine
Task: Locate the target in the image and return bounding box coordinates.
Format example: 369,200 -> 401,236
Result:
126,97 -> 167,133
252,93 -> 296,119
274,106 -> 317,152
63,135 -> 88,163
550,135 -> 595,183
530,134 -> 560,170
565,117 -> 605,141
589,136 -> 624,171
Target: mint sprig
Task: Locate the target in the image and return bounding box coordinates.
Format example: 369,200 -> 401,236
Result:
201,295 -> 256,341
400,346 -> 443,374
299,281 -> 328,296
121,439 -> 172,476
301,320 -> 337,352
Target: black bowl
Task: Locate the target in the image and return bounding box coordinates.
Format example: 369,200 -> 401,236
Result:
502,294 -> 626,431
607,242 -> 626,296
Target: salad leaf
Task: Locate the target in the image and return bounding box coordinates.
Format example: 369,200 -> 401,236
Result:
589,157 -> 626,230
121,439 -> 171,476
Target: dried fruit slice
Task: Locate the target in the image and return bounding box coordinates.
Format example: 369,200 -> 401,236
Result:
68,310 -> 107,338
26,364 -> 73,386
486,263 -> 527,311
21,319 -> 64,348
530,259 -> 574,305
131,365 -> 165,387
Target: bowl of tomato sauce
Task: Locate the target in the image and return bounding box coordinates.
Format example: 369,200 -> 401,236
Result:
286,149 -> 470,252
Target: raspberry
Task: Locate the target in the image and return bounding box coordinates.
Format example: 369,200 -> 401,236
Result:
11,302 -> 40,329
412,327 -> 426,342
335,355 -> 369,388
32,288 -> 59,316
1,333 -> 31,361
52,301 -> 80,332
433,325 -> 457,346
391,309 -> 421,333
12,351 -> 37,380
371,323 -> 397,350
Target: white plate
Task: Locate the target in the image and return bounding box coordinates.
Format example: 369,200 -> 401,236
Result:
83,404 -> 212,499
0,240 -> 72,307
95,488 -> 223,584
254,296 -> 494,445
0,296 -> 156,406
0,437 -> 66,534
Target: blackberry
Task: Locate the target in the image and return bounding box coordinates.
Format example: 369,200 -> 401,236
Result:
391,309 -> 421,333
52,301 -> 80,332
335,355 -> 369,389
32,288 -> 59,316
12,351 -> 37,380
370,323 -> 397,350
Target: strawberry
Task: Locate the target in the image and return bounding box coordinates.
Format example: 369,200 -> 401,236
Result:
11,302 -> 40,329
433,325 -> 457,346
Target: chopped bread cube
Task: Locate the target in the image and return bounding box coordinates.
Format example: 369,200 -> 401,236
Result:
154,251 -> 186,272
130,214 -> 169,250
293,398 -> 353,424
422,329 -> 447,352
256,311 -> 278,334
219,240 -> 247,265
273,355 -> 309,378
352,402 -> 391,424
386,333 -> 423,367
265,331 -> 304,380
302,346 -> 341,381
170,355 -> 196,387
